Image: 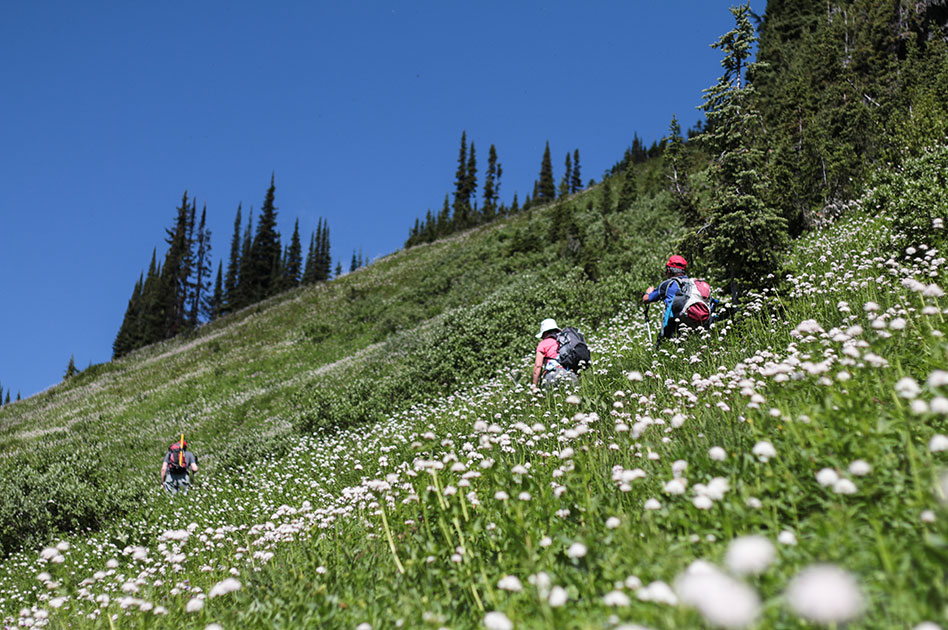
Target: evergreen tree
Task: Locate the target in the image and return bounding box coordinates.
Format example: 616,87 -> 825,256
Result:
303,231 -> 317,284
207,262 -> 223,321
189,205 -> 212,328
318,219 -> 331,280
664,115 -> 701,228
509,193 -> 519,214
3,391 -> 8,406
156,192 -> 194,340
335,260 -> 342,278
570,149 -> 583,193
112,273 -> 144,359
453,132 -> 470,229
482,144 -> 499,220
223,204 -> 242,314
466,142 -> 477,223
700,3 -> 787,298
281,219 -> 303,289
537,142 -> 556,204
64,355 -> 78,380
617,166 -> 638,210
437,195 -> 451,237
246,176 -> 282,303
16,392 -> 20,402
559,152 -> 572,199
599,177 -> 614,213
138,249 -> 163,347
350,250 -> 358,273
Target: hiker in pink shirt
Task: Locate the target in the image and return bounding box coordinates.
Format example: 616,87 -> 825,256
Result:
532,318 -> 577,390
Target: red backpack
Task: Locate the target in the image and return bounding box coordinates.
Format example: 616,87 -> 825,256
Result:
168,442 -> 188,473
672,279 -> 712,325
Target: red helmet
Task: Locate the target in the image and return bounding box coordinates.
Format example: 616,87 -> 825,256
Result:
666,255 -> 688,270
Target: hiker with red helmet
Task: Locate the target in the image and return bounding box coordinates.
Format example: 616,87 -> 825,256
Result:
642,255 -> 691,340
160,435 -> 198,494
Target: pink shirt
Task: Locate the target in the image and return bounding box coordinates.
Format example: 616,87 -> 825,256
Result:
535,337 -> 559,367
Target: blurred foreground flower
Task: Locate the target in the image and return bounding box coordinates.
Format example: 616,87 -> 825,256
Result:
785,564 -> 864,624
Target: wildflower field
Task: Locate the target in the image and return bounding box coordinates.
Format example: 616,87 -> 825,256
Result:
2,172 -> 948,628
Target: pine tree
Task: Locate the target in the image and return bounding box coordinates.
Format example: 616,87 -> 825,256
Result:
223,204 -> 242,314
303,230 -> 317,284
437,195 -> 451,237
318,219 -> 331,280
207,262 -> 223,321
453,132 -> 470,229
617,166 -> 638,210
700,2 -> 787,298
15,392 -> 20,402
538,142 -> 556,204
246,175 -> 282,303
350,250 -> 358,273
482,144 -> 499,221
113,273 -> 144,359
665,115 -> 700,228
466,142 -> 477,222
559,152 -> 572,199
335,260 -> 342,277
571,149 -> 583,193
64,355 -> 78,380
156,192 -> 194,340
3,391 -> 8,405
138,249 -> 163,347
283,219 -> 303,289
189,205 -> 212,328
509,193 -> 519,214
599,177 -> 614,213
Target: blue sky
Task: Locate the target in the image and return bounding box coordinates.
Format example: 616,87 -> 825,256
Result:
0,1 -> 764,398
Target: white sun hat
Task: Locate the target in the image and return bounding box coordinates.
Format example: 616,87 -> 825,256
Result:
536,318 -> 559,338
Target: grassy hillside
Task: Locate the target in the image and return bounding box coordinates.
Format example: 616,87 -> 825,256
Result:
1,152 -> 947,628
0,157 -> 674,556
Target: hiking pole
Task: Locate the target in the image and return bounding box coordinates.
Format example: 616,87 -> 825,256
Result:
643,302 -> 653,347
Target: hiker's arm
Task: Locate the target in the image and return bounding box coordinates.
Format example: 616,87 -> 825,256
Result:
190,461 -> 198,473
643,286 -> 658,302
532,349 -> 545,388
159,461 -> 167,486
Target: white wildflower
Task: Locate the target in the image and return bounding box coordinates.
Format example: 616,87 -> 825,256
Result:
725,535 -> 775,576
566,542 -> 588,558
848,460 -> 871,476
778,530 -> 797,545
785,564 -> 864,623
709,446 -> 727,461
497,575 -> 523,592
816,468 -> 839,487
675,564 -> 760,628
602,590 -> 631,607
752,441 -> 776,462
548,586 -> 568,607
929,434 -> 948,452
895,377 -> 921,399
833,478 -> 858,495
483,611 -> 513,630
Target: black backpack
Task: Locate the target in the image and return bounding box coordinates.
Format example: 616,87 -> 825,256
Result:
556,327 -> 591,372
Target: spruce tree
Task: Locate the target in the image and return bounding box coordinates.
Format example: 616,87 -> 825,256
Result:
113,273 -> 144,359
15,392 -> 20,402
617,166 -> 637,210
246,176 -> 282,303
283,219 -> 303,289
571,149 -> 582,193
138,249 -> 163,347
303,231 -> 317,285
189,205 -> 212,328
64,355 -> 78,380
483,144 -> 498,220
700,2 -> 787,298
318,219 -> 331,280
453,132 -> 470,229
538,142 -> 556,204
559,152 -> 572,199
350,250 -> 358,273
599,177 -> 614,213
223,204 -> 242,314
466,142 -> 477,223
158,192 -> 195,339
509,193 -> 519,214
437,195 -> 451,237
208,262 -> 223,321
233,208 -> 254,310
3,391 -> 8,405
335,260 -> 342,278
665,115 -> 700,228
